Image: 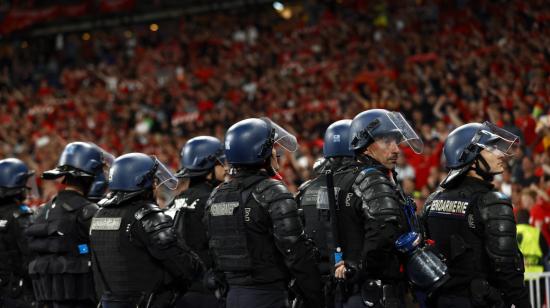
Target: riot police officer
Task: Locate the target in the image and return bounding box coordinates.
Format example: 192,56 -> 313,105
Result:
422,122 -> 530,308
205,117 -> 324,308
26,142 -> 112,308
90,153 -> 204,308
168,136 -> 226,308
332,109 -> 425,307
295,119 -> 355,307
0,158 -> 37,307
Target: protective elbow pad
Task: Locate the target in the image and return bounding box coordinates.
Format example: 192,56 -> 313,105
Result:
478,192 -> 522,268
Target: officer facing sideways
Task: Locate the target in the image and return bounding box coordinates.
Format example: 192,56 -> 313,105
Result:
0,158 -> 38,308
90,153 -> 204,308
205,117 -> 324,308
26,142 -> 113,308
333,109 -> 432,308
295,119 -> 355,308
167,136 -> 227,308
421,122 -> 530,308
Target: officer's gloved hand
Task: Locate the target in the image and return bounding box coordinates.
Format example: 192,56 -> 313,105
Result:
470,278 -> 503,307
344,260 -> 365,285
334,260 -> 365,285
203,269 -> 228,300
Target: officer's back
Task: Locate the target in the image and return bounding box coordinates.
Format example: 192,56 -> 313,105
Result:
0,158 -> 37,308
90,153 -> 203,308
296,120 -> 355,290
26,142 -> 110,308
205,118 -> 324,308
169,136 -> 227,308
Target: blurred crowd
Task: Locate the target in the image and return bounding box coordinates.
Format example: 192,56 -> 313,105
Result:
0,0 -> 548,236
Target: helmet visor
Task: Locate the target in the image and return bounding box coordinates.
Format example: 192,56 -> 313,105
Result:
153,157 -> 178,191
87,143 -> 115,167
262,117 -> 298,153
474,122 -> 519,157
383,112 -> 424,154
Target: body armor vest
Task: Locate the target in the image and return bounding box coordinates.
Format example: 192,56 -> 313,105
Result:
25,191 -> 96,301
337,160 -> 410,283
423,183 -> 490,294
331,164 -> 365,263
0,201 -> 33,299
0,202 -> 31,273
170,182 -> 212,269
206,174 -> 288,286
90,201 -> 167,299
298,164 -> 359,275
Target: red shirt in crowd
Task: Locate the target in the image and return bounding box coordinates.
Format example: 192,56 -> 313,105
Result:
530,198 -> 550,245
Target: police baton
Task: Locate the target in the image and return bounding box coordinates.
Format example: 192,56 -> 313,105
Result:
325,169 -> 342,265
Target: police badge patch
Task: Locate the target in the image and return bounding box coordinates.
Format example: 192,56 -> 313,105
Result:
90,217 -> 122,230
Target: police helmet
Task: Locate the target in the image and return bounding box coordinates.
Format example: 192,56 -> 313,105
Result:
349,109 -> 423,154
176,136 -> 225,178
0,158 -> 38,199
224,117 -> 297,166
323,119 -> 354,158
441,121 -> 518,187
43,142 -> 111,180
108,153 -> 177,192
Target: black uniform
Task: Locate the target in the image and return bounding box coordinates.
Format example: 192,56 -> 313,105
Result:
422,176 -> 530,308
168,180 -> 219,308
25,190 -> 98,308
205,170 -> 324,308
90,196 -> 203,308
296,157 -> 356,307
0,200 -> 34,308
333,157 -> 410,307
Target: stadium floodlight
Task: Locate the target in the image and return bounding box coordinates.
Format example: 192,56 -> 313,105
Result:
273,1 -> 284,12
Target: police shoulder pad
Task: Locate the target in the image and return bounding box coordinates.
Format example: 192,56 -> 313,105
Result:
81,202 -> 100,220
297,179 -> 314,193
254,178 -> 281,193
253,179 -> 292,205
354,167 -> 386,184
134,202 -> 163,221
480,191 -> 512,207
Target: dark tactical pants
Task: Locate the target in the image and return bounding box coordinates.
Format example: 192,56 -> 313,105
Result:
226,286 -> 288,308
175,291 -> 221,308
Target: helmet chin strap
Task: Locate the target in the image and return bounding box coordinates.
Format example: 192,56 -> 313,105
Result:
472,155 -> 496,182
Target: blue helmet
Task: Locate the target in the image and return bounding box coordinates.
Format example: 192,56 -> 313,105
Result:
349,109 -> 423,154
0,158 -> 33,188
43,142 -> 110,180
177,136 -> 225,178
441,121 -> 518,187
323,120 -> 354,158
0,158 -> 38,199
108,153 -> 178,192
87,172 -> 109,201
224,117 -> 297,166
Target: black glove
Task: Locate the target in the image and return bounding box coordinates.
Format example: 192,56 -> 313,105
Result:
203,269 -> 228,300
470,279 -> 503,308
344,260 -> 366,285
